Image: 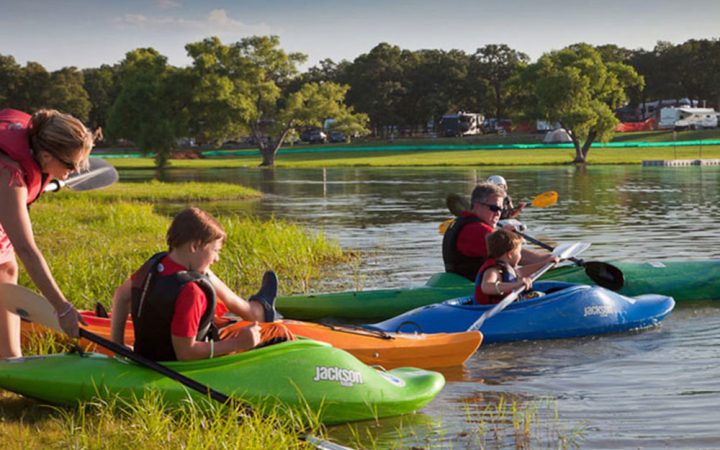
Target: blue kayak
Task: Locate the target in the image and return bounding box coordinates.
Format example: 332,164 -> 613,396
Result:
366,281 -> 675,343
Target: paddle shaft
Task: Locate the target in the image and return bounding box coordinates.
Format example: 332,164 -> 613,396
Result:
78,329 -> 243,408
514,230 -> 583,264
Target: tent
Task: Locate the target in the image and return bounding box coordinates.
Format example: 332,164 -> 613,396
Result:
543,128 -> 572,144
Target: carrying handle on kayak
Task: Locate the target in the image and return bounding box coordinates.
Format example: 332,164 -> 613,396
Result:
467,241 -> 590,331
44,157 -> 119,193
0,283 -> 347,450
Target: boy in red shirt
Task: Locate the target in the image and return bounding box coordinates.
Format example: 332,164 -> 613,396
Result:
111,207 -> 292,361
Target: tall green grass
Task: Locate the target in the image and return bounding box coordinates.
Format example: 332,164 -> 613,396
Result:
24,185 -> 349,308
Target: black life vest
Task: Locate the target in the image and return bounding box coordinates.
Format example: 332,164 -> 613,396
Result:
131,252 -> 218,361
442,215 -> 488,281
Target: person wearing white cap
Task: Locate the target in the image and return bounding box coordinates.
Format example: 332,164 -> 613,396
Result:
487,175 -> 525,219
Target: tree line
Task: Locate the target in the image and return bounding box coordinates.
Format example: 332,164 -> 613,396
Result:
1,36 -> 719,165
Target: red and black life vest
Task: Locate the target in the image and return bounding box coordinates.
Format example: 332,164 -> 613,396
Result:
442,215 -> 488,281
131,252 -> 218,361
473,258 -> 517,305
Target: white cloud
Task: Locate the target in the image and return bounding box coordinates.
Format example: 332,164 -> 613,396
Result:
114,9 -> 272,35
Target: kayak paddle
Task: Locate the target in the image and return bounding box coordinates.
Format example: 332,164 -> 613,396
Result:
44,157 -> 119,193
515,230 -> 624,291
0,283 -> 347,450
467,241 -> 590,331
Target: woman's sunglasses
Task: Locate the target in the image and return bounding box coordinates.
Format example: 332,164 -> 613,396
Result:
51,152 -> 82,172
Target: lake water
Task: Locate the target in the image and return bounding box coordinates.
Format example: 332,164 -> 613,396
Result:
127,164 -> 720,448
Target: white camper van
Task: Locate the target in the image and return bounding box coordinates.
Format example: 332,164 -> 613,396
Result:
439,112 -> 484,137
659,107 -> 718,130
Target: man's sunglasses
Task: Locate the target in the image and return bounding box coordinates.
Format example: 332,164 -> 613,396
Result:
481,203 -> 504,213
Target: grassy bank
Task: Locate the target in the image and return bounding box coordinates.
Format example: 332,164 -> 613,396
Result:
27,183 -> 349,308
2,182 -> 353,448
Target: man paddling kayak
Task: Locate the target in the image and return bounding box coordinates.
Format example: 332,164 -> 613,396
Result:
111,207 -> 293,361
442,182 -> 549,281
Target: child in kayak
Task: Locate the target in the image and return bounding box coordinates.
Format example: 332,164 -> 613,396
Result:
474,229 -> 558,304
110,207 -> 293,361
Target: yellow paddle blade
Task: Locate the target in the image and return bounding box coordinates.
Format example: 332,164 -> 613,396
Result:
531,191 -> 558,208
438,218 -> 454,235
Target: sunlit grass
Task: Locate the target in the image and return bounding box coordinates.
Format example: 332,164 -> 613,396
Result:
25,184 -> 350,310
0,389 -> 327,449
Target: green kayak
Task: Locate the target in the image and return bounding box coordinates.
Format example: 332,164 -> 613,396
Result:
0,340 -> 444,425
276,272 -> 473,320
276,260 -> 720,321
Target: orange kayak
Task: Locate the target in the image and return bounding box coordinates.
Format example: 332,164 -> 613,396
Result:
22,312 -> 482,369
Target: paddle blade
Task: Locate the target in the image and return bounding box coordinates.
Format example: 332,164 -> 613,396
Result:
438,218 -> 454,234
530,191 -> 558,208
584,261 -> 625,291
552,241 -> 591,260
65,158 -> 119,191
0,284 -> 63,333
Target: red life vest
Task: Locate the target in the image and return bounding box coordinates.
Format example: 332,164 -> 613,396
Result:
473,258 -> 517,305
0,109 -> 51,204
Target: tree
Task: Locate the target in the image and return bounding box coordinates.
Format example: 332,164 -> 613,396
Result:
185,36 -> 368,166
46,67 -> 91,121
83,65 -> 119,130
106,48 -> 189,167
473,44 -> 529,119
0,54 -> 22,108
521,43 -> 643,163
337,43 -> 411,136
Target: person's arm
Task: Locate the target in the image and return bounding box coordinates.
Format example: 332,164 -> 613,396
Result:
517,255 -> 560,278
110,279 -> 132,345
481,267 -> 531,296
172,323 -> 261,361
0,170 -> 82,336
519,247 -> 553,265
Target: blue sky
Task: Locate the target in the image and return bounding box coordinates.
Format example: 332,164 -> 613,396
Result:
1,0 -> 719,71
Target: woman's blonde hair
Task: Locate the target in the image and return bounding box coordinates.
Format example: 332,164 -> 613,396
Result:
167,207 -> 227,251
28,109 -> 93,170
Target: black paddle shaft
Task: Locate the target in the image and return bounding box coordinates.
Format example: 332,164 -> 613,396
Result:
78,329 -> 251,412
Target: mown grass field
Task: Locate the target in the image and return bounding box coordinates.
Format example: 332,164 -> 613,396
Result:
102,128 -> 720,169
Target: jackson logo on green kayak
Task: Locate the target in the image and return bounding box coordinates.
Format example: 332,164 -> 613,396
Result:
313,366 -> 364,387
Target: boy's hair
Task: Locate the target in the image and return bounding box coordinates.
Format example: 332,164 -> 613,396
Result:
471,182 -> 506,206
166,207 -> 226,250
486,229 -> 522,259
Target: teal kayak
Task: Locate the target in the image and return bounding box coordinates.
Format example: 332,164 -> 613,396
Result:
0,340 -> 444,425
276,260 -> 720,321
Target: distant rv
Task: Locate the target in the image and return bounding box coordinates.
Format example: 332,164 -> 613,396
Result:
659,107 -> 718,130
439,112 -> 484,137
